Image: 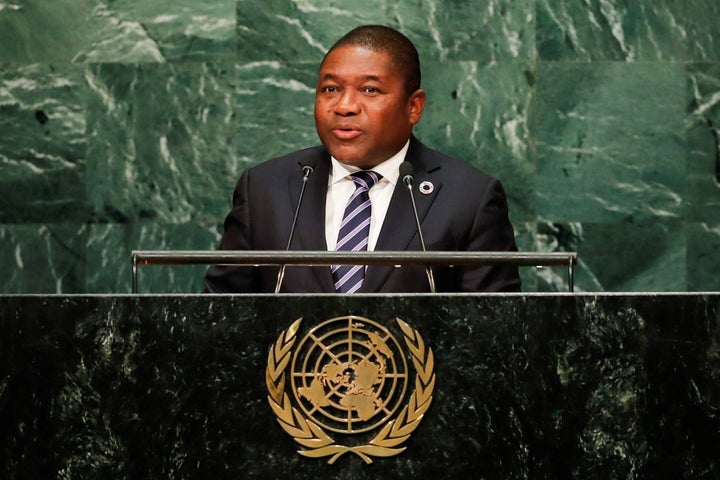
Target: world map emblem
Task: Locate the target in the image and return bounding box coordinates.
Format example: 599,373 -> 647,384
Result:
266,316 -> 435,464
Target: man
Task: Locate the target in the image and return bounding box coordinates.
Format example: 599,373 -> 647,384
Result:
204,25 -> 521,293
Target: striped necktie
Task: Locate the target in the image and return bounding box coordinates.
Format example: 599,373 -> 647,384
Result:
331,170 -> 382,293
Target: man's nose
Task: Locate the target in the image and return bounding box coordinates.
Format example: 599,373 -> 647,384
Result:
334,91 -> 360,115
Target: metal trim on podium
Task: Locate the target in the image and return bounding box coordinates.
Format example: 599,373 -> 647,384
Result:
130,250 -> 577,293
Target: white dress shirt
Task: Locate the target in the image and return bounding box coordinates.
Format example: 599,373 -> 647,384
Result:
325,141 -> 410,251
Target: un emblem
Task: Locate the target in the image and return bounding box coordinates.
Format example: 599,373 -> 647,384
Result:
266,316 -> 435,464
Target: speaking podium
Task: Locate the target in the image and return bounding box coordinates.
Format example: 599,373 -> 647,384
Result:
1,251 -> 719,478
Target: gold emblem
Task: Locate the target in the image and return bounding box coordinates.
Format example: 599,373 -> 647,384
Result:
266,316 -> 435,464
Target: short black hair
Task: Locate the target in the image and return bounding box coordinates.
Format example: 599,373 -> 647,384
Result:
322,25 -> 421,97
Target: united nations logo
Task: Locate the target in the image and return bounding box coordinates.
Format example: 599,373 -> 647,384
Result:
266,316 -> 435,464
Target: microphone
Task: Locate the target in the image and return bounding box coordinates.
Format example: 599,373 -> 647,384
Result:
274,157 -> 316,293
399,161 -> 436,293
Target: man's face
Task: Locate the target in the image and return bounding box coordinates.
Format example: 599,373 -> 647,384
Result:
314,45 -> 426,169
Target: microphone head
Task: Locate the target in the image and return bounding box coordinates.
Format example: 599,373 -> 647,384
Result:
298,156 -> 317,176
399,161 -> 414,185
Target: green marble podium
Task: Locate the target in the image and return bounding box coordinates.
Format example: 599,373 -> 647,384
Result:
1,293 -> 719,479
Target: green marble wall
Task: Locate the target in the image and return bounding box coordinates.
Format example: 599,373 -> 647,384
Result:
1,0 -> 719,293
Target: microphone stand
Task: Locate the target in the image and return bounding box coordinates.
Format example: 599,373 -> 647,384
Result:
400,162 -> 436,293
275,162 -> 314,293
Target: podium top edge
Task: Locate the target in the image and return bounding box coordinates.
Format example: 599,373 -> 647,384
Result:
130,250 -> 577,267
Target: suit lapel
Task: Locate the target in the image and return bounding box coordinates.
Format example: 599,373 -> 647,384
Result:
361,138 -> 442,292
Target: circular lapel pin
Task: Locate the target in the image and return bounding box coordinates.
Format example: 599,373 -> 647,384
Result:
418,181 -> 434,195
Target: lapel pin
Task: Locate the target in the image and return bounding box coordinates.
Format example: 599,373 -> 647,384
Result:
418,181 -> 434,195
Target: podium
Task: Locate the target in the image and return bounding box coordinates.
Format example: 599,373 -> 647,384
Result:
1,293 -> 719,478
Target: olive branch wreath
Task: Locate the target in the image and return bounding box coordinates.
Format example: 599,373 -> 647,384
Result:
265,317 -> 435,464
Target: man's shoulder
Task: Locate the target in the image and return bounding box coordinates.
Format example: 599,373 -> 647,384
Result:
411,138 -> 496,183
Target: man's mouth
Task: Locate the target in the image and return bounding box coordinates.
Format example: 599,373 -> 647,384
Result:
332,126 -> 362,140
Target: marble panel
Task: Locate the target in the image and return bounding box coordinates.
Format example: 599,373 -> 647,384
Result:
74,0 -> 236,63
85,61 -> 237,223
514,221 -> 550,292
235,61 -> 317,162
415,60 -> 536,222
683,0 -> 720,62
86,222 -> 220,294
0,64 -> 88,223
527,221 -> 686,292
577,221 -> 686,292
536,62 -> 686,223
0,0 -> 93,64
237,0 -> 387,63
531,221 -> 596,293
687,222 -> 720,292
0,224 -> 86,293
537,0 -> 686,61
686,63 -> 720,222
237,0 -> 535,64
388,0 -> 535,63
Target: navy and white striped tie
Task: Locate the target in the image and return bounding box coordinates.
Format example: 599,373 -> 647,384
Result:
332,170 -> 382,293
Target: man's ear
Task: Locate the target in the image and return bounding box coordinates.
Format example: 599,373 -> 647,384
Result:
408,89 -> 427,125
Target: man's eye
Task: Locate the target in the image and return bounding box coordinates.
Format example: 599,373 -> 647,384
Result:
363,87 -> 378,94
324,86 -> 338,93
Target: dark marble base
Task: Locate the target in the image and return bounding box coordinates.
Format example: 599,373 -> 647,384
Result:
1,294 -> 719,479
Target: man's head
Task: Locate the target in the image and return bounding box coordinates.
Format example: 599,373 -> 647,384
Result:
322,25 -> 421,97
314,25 -> 426,169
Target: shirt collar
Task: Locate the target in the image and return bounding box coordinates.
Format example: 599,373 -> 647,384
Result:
328,140 -> 410,186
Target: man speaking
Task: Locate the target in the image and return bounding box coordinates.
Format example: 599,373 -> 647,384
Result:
204,25 -> 521,293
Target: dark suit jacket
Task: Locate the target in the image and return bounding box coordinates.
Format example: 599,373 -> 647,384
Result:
204,136 -> 521,293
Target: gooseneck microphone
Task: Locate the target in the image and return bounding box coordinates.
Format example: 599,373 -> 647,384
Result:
274,157 -> 316,293
399,161 -> 436,293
